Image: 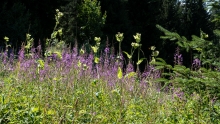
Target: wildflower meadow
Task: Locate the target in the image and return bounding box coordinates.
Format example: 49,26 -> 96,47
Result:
1,10 -> 220,124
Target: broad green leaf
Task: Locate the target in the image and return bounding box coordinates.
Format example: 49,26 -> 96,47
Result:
91,46 -> 98,53
47,110 -> 55,115
150,61 -> 166,66
136,58 -> 146,65
150,57 -> 156,64
161,73 -> 171,77
155,65 -> 164,70
31,107 -> 40,113
123,51 -> 132,59
94,57 -> 100,63
117,67 -> 123,79
156,58 -> 166,64
165,64 -> 173,69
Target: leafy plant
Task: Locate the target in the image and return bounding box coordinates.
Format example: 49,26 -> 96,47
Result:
45,9 -> 65,59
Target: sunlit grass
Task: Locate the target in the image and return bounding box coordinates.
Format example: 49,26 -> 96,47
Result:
0,45 -> 218,123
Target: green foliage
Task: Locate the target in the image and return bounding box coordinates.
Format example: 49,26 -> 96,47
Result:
59,0 -> 78,45
58,0 -> 106,46
209,1 -> 220,28
117,67 -> 123,79
44,9 -> 65,59
77,0 -> 106,45
149,46 -> 160,64
156,24 -> 220,68
151,24 -> 220,98
151,55 -> 220,100
91,37 -> 101,68
122,32 -> 146,72
24,33 -> 34,57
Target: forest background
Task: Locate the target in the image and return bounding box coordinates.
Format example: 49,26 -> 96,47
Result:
0,0 -> 218,68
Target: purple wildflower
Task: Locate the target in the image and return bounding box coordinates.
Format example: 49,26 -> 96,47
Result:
192,58 -> 201,70
18,48 -> 25,62
174,47 -> 183,65
126,62 -> 134,73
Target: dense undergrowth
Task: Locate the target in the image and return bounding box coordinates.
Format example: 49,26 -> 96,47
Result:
1,10 -> 220,123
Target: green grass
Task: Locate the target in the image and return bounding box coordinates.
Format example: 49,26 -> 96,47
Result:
0,62 -> 218,123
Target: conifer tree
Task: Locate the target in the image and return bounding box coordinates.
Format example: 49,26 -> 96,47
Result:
59,0 -> 79,45
180,0 -> 212,38
59,0 -> 106,47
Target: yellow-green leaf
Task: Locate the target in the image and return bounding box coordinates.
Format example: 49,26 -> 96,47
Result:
91,46 -> 98,53
31,107 -> 39,113
94,57 -> 100,63
4,36 -> 9,42
136,58 -> 146,65
150,57 -> 156,64
78,60 -> 82,67
47,110 -> 55,115
117,67 -> 123,79
124,72 -> 137,79
123,51 -> 132,59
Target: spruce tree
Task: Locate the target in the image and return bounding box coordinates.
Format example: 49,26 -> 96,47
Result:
59,0 -> 79,45
59,0 -> 106,47
180,0 -> 212,38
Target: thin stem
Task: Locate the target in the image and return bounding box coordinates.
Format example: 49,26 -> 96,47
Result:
137,47 -> 140,72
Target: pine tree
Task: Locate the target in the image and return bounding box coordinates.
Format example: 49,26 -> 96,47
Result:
59,0 -> 79,45
158,0 -> 213,66
180,0 -> 212,38
59,0 -> 106,47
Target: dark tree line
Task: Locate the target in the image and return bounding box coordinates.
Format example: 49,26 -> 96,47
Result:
0,0 -> 215,67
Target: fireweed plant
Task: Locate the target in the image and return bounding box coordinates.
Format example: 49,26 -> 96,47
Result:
0,10 -> 220,123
